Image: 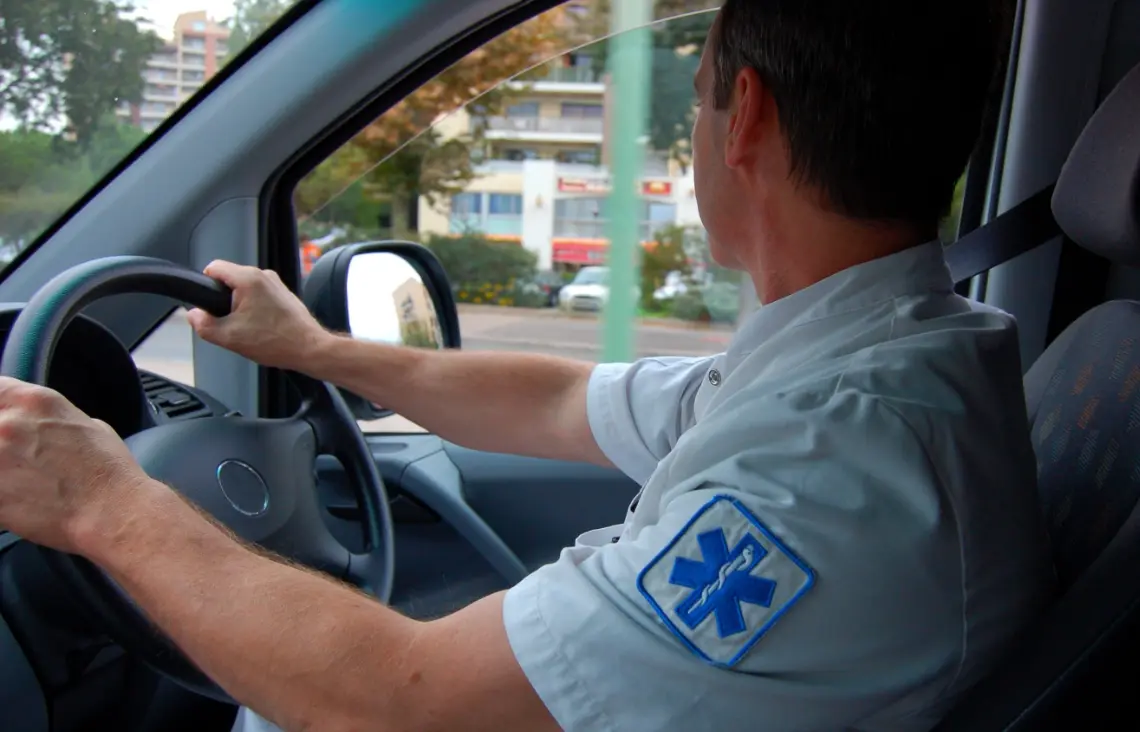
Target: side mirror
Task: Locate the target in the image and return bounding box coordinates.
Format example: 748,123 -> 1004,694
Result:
301,241 -> 461,421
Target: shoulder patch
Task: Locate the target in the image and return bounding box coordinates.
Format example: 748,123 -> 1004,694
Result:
636,495 -> 815,667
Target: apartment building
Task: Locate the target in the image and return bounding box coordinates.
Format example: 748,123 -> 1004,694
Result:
117,11 -> 230,134
418,52 -> 701,271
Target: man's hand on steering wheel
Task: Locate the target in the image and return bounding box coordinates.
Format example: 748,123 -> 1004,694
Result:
0,258 -> 327,554
186,260 -> 328,372
0,377 -> 150,555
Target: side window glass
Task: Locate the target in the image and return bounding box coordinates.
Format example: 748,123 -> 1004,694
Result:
0,3 -> 297,274
296,1 -> 740,434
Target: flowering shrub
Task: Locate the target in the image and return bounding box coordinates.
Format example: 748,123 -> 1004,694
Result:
454,280 -> 548,309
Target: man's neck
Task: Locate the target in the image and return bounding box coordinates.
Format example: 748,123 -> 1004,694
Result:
740,191 -> 928,305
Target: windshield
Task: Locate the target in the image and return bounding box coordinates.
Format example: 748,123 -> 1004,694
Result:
574,267 -> 608,285
0,0 -> 301,270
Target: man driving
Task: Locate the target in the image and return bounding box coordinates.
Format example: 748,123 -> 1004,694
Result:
0,1 -> 1055,730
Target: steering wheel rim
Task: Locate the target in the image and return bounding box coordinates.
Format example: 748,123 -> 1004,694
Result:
0,256 -> 395,702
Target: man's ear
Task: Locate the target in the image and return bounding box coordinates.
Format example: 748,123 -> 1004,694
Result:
725,66 -> 765,169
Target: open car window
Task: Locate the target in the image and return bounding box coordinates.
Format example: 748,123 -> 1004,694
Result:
295,0 -> 765,433
295,0 -> 971,434
0,0 -> 302,271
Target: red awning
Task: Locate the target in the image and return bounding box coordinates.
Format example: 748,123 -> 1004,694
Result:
552,239 -> 608,265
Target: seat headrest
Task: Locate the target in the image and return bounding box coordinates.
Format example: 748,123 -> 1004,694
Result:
1053,62 -> 1140,265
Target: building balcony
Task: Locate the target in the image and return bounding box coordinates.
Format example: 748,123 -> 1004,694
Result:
144,69 -> 179,82
144,85 -> 179,99
518,63 -> 600,84
449,214 -> 523,237
483,116 -> 604,135
554,219 -> 673,242
554,219 -> 606,239
511,60 -> 605,94
472,157 -> 670,178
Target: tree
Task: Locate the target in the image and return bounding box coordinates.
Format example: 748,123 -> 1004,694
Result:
223,0 -> 292,64
571,0 -> 716,168
0,0 -> 159,146
333,10 -> 567,238
0,116 -> 147,243
640,225 -> 690,309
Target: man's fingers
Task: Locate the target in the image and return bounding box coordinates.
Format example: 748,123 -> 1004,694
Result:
203,260 -> 262,288
186,308 -> 219,336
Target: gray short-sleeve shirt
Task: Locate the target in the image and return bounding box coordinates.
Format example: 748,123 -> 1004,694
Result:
503,241 -> 1057,731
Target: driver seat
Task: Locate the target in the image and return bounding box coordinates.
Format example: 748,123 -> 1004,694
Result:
935,61 -> 1140,729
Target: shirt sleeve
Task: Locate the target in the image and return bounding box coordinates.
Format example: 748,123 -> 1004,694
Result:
586,357 -> 714,484
503,391 -> 968,732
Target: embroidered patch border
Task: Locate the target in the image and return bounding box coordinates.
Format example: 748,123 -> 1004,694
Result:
636,495 -> 816,667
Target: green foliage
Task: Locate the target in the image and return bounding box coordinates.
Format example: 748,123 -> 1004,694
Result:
298,13 -> 563,235
0,131 -> 58,192
0,0 -> 160,146
668,290 -> 708,322
423,232 -> 537,292
0,117 -> 149,242
579,2 -> 716,167
0,117 -> 147,241
638,224 -> 744,323
939,171 -> 968,243
668,282 -> 740,324
640,224 -> 689,309
0,0 -> 157,248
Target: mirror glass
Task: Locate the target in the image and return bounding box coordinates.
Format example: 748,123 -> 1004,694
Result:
346,252 -> 443,349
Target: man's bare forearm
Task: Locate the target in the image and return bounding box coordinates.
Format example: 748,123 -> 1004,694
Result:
80,481 -> 553,732
302,334 -> 611,466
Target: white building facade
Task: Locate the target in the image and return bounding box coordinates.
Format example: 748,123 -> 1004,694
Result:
417,58 -> 703,271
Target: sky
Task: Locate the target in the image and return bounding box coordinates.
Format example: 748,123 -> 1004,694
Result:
131,0 -> 238,37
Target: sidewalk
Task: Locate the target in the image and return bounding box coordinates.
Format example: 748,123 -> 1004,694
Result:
455,303 -> 736,333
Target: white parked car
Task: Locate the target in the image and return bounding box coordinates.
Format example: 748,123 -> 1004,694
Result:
558,266 -> 641,312
558,266 -> 609,311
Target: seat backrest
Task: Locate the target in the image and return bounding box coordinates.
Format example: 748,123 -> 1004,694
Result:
935,61 -> 1140,731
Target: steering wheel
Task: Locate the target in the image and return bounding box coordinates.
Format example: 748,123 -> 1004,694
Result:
0,256 -> 395,702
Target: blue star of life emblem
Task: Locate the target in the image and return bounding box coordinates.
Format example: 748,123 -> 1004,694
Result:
637,495 -> 816,667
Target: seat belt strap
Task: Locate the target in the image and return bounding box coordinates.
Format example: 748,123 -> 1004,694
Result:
944,184 -> 1061,284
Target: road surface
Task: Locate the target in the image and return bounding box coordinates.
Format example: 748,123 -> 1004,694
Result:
132,306 -> 734,383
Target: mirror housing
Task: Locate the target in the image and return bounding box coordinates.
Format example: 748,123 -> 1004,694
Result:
301,240 -> 461,421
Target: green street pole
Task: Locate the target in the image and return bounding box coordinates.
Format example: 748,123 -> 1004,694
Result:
602,0 -> 652,362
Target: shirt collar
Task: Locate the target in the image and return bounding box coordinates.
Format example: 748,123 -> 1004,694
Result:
726,240 -> 954,362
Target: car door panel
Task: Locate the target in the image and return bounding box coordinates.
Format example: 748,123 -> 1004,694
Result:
316,436 -> 636,619
443,443 -> 638,570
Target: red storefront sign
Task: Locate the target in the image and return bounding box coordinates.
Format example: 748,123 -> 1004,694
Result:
552,239 -> 608,264
552,238 -> 664,264
557,178 -> 674,195
557,177 -> 610,193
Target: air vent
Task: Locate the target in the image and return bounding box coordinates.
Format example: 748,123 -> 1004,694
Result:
139,371 -> 212,421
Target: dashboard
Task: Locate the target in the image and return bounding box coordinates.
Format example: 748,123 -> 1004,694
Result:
0,305 -> 227,439
0,305 -> 234,732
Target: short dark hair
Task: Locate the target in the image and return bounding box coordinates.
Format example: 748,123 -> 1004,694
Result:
713,0 -> 1011,233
